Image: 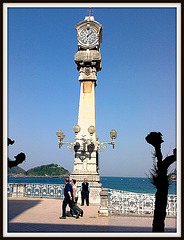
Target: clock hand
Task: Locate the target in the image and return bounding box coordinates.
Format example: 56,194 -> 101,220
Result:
87,31 -> 93,38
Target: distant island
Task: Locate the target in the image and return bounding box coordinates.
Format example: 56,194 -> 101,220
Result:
8,163 -> 70,178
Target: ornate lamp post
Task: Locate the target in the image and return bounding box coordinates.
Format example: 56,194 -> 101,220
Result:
56,126 -> 117,155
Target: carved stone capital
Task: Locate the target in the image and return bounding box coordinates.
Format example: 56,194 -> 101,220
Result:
78,66 -> 97,82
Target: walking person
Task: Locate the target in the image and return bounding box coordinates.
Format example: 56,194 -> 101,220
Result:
59,177 -> 80,219
81,178 -> 90,206
69,179 -> 83,217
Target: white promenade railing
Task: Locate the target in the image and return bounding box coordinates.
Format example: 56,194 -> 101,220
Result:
108,189 -> 177,216
7,183 -> 177,216
8,183 -> 65,199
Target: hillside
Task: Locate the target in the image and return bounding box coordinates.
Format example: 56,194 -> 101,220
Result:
8,166 -> 26,176
8,163 -> 70,177
25,163 -> 70,177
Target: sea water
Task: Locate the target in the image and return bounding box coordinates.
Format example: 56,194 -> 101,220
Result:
8,176 -> 176,195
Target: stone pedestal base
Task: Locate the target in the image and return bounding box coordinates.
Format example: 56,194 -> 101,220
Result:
98,208 -> 108,216
70,172 -> 102,206
99,188 -> 109,216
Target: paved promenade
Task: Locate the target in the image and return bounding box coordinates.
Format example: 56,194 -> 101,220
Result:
7,197 -> 177,235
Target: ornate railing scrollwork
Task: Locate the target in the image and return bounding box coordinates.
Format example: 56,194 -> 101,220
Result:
108,189 -> 177,216
7,183 -> 177,217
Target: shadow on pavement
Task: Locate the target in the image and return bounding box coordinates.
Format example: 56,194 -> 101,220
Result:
8,223 -> 176,233
8,199 -> 42,221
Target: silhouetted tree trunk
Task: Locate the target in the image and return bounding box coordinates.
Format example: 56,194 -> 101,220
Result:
145,132 -> 176,232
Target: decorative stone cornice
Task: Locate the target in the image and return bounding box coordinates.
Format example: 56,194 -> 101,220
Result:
74,50 -> 102,72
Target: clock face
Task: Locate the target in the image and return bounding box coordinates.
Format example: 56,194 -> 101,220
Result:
79,28 -> 97,45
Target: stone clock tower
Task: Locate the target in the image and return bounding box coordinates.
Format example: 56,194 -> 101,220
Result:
70,15 -> 103,205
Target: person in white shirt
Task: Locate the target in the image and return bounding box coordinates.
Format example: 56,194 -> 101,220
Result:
69,179 -> 83,217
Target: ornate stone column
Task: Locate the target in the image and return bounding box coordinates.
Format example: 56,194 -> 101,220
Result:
70,16 -> 103,205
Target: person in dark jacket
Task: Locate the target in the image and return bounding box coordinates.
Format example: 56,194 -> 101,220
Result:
59,178 -> 80,219
81,178 -> 90,206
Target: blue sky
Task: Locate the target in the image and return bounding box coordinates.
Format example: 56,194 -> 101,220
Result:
7,6 -> 177,177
